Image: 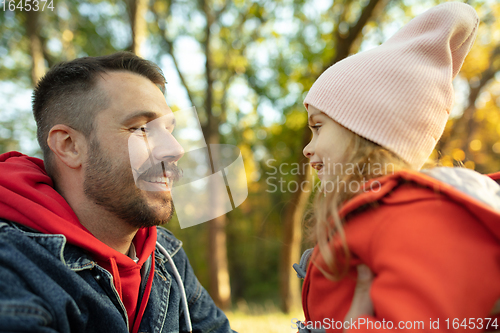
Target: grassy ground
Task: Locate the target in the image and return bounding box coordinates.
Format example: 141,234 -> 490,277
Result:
225,301 -> 303,333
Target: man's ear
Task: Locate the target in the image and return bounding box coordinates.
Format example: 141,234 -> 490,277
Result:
47,124 -> 87,169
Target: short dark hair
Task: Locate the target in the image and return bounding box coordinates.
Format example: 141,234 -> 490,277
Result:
32,51 -> 166,178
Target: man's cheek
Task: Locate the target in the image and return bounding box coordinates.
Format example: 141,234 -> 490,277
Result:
128,135 -> 152,181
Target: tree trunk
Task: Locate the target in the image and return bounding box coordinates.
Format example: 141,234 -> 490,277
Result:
201,0 -> 231,310
280,128 -> 312,313
152,0 -> 232,308
129,0 -> 148,56
208,214 -> 231,309
25,11 -> 46,85
329,0 -> 386,69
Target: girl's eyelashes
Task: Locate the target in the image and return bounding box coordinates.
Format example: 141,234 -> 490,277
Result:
309,123 -> 322,132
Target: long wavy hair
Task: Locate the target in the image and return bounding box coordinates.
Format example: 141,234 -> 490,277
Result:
309,130 -> 412,280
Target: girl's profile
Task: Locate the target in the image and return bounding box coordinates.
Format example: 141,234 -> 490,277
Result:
298,2 -> 500,332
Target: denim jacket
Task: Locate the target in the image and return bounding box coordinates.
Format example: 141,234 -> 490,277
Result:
0,220 -> 235,333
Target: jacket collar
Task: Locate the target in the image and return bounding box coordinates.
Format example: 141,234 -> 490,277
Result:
1,220 -> 182,270
154,227 -> 182,264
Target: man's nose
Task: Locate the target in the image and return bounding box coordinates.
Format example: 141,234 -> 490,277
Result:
151,131 -> 185,163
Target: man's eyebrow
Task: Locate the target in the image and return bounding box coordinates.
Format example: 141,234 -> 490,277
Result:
122,111 -> 159,124
121,111 -> 176,126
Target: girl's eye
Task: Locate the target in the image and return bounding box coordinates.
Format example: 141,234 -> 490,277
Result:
309,123 -> 321,132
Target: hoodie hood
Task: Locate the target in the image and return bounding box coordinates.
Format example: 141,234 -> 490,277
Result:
339,166 -> 500,243
422,167 -> 500,209
422,167 -> 500,241
0,152 -> 157,331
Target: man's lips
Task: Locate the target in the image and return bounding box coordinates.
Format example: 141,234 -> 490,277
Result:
138,173 -> 173,189
137,176 -> 173,192
144,176 -> 171,184
140,170 -> 172,182
135,163 -> 182,185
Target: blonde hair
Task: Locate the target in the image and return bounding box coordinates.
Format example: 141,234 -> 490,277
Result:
310,130 -> 412,280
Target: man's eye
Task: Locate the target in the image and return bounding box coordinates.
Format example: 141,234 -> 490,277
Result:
130,126 -> 148,134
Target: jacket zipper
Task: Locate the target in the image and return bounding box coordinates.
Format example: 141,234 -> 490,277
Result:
100,268 -> 130,331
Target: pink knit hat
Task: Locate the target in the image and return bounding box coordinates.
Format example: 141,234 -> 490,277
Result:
304,2 -> 479,170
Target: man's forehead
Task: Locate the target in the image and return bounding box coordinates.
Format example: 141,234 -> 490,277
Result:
95,71 -> 164,97
93,71 -> 171,122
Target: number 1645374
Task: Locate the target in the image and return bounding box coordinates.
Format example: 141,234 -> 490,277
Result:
2,0 -> 54,11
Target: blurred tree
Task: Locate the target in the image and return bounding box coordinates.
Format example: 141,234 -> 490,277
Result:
25,10 -> 46,84
242,0 -> 395,313
435,1 -> 500,173
150,0 -> 270,309
128,0 -> 148,56
0,121 -> 20,153
0,0 -> 125,154
1,0 -> 499,315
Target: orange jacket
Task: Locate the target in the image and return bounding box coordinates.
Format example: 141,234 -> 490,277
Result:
302,167 -> 500,332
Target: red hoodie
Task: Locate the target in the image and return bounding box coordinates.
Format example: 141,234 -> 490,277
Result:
0,151 -> 157,333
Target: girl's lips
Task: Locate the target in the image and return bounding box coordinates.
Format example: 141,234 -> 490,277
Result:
310,162 -> 324,180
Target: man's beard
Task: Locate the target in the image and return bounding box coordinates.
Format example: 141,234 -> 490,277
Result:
83,138 -> 180,229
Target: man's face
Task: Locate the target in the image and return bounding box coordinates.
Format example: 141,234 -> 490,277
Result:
83,71 -> 184,229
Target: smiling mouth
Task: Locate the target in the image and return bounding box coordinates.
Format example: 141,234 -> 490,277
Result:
135,162 -> 182,190
310,162 -> 324,171
143,176 -> 172,187
138,169 -> 175,189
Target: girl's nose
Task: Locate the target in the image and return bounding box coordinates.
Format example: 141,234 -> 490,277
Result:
303,141 -> 314,159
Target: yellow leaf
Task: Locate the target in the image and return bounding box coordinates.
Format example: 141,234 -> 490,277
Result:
464,161 -> 475,169
62,30 -> 74,42
451,148 -> 465,161
440,155 -> 454,167
470,139 -> 482,152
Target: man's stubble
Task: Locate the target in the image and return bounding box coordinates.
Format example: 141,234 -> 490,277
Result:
83,137 -> 174,229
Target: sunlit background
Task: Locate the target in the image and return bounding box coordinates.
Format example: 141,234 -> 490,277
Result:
1,0 -> 499,331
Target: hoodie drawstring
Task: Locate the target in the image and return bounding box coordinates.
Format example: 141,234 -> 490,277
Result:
109,257 -> 123,300
156,242 -> 193,333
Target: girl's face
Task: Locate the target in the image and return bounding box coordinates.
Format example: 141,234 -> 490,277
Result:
303,105 -> 353,180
